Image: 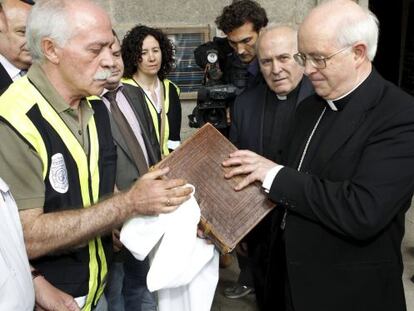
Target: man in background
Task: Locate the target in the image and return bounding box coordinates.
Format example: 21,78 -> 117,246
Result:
214,0 -> 268,89
0,0 -> 32,94
191,0 -> 268,136
229,24 -> 313,309
100,32 -> 159,311
208,0 -> 269,298
231,25 -> 313,162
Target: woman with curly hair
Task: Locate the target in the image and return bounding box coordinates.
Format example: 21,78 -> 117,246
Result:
121,25 -> 182,157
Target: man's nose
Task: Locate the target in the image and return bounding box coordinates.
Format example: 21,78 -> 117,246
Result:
304,59 -> 317,76
101,48 -> 115,68
272,61 -> 282,75
236,43 -> 246,56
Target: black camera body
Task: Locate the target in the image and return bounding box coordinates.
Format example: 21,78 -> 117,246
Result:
189,37 -> 248,130
189,84 -> 238,129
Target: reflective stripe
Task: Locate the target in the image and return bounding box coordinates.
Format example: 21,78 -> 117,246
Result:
94,237 -> 108,305
82,240 -> 97,311
88,117 -> 100,204
0,77 -> 48,177
0,77 -> 107,311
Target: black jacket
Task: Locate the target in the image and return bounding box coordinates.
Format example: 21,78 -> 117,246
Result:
267,69 -> 414,311
230,76 -> 314,163
0,63 -> 13,95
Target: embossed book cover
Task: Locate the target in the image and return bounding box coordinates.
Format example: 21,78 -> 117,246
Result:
154,123 -> 274,253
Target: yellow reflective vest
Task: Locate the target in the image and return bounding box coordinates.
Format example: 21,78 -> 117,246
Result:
0,77 -> 116,311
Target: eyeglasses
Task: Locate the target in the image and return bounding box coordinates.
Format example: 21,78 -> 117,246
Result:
293,46 -> 351,69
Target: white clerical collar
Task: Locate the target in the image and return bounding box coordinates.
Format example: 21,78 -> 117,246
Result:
325,100 -> 339,111
0,54 -> 21,81
325,71 -> 371,112
276,94 -> 287,101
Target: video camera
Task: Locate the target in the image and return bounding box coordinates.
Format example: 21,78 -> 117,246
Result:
188,38 -> 247,130
190,83 -> 238,129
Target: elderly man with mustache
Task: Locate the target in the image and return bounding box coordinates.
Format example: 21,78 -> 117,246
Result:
0,1 -> 191,310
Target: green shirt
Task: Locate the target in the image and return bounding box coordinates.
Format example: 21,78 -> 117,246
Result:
0,63 -> 94,210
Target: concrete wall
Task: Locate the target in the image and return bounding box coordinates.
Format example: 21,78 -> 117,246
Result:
97,0 -> 318,38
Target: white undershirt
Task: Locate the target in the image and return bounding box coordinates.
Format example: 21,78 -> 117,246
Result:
0,54 -> 22,81
141,78 -> 163,113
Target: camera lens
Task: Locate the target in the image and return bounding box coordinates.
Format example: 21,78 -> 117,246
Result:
203,108 -> 226,127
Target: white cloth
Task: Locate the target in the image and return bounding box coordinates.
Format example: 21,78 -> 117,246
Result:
0,178 -> 35,310
120,185 -> 219,311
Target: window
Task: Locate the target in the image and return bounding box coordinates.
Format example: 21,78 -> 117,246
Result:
162,26 -> 211,99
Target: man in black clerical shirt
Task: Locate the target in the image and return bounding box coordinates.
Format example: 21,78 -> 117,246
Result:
229,25 -> 313,310
212,0 -> 269,300
224,0 -> 414,310
230,25 -> 313,163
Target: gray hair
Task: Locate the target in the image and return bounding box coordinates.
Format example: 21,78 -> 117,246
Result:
26,0 -> 73,63
256,23 -> 298,55
335,8 -> 379,61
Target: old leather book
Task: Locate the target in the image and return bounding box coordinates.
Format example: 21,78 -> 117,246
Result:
154,123 -> 274,253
